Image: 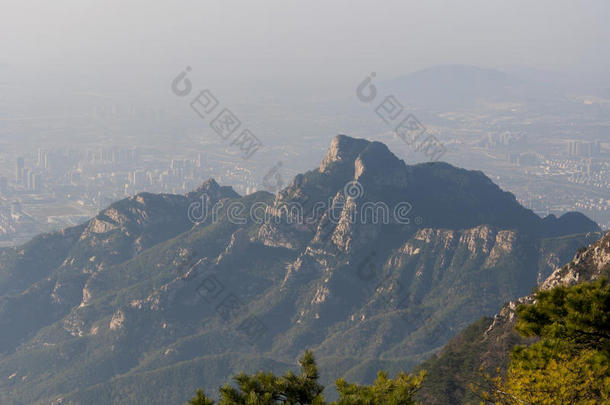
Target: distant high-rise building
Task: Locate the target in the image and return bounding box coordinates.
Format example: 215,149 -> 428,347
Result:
26,169 -> 34,191
568,140 -> 599,157
31,173 -> 41,193
593,140 -> 601,156
0,176 -> 7,194
130,170 -> 147,187
15,157 -> 24,183
148,172 -> 157,187
37,149 -> 49,169
170,159 -> 184,170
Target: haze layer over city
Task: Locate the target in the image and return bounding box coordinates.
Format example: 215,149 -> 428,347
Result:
1,1 -> 609,245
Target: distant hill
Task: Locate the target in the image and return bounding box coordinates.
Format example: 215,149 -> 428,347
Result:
0,135 -> 601,404
382,65 -> 561,109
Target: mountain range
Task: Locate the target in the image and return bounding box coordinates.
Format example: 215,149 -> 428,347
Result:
381,65 -> 565,109
0,135 -> 602,404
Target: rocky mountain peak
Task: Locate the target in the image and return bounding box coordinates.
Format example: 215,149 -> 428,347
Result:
319,135 -> 372,173
187,178 -> 239,201
353,141 -> 408,188
319,135 -> 409,189
541,231 -> 610,290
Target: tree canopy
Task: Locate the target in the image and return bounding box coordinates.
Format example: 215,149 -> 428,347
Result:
187,350 -> 426,405
479,278 -> 610,404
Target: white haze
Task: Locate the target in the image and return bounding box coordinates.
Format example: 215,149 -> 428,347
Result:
1,0 -> 609,103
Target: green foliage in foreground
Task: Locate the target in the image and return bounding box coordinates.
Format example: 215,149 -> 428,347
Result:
478,278 -> 610,404
187,350 -> 426,404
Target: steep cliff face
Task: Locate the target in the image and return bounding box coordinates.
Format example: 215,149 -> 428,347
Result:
319,135 -> 372,173
487,231 -> 610,336
0,135 -> 601,405
418,231 -> 610,404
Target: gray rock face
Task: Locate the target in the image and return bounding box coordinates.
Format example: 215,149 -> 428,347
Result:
319,135 -> 371,173
486,231 -> 610,337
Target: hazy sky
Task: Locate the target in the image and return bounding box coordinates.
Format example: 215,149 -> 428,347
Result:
2,0 -> 609,98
